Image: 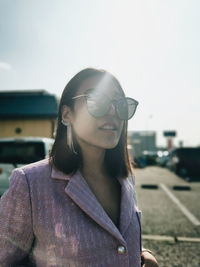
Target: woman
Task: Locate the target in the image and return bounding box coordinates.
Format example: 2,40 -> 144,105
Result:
0,68 -> 158,266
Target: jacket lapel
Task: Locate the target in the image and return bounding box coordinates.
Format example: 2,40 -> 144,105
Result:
118,177 -> 135,236
51,168 -> 125,244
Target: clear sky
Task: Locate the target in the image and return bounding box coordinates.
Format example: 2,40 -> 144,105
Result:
0,0 -> 199,147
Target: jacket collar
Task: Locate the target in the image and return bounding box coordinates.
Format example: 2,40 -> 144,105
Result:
118,176 -> 135,235
51,166 -> 72,181
51,166 -> 135,243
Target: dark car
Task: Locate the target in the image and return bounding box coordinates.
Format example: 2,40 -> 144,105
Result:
167,147 -> 200,180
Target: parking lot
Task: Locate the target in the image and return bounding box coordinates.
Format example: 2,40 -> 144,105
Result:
135,166 -> 200,266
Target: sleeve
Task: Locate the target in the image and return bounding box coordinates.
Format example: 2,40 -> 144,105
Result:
0,168 -> 34,266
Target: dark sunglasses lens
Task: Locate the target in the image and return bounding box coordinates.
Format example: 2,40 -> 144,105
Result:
117,98 -> 138,120
86,97 -> 109,117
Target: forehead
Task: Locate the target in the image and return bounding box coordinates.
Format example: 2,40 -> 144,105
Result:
76,75 -> 124,98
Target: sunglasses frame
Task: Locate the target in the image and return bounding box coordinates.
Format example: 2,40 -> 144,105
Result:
72,93 -> 139,120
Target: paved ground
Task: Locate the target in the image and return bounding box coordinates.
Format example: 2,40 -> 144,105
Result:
142,239 -> 200,267
134,166 -> 200,267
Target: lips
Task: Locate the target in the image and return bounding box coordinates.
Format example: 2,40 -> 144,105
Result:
99,123 -> 118,131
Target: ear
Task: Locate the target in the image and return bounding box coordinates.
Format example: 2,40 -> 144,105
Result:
61,105 -> 73,124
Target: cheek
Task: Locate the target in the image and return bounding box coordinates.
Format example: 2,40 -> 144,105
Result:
72,108 -> 97,138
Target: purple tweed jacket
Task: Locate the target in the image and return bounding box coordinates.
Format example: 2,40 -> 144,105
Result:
0,159 -> 142,267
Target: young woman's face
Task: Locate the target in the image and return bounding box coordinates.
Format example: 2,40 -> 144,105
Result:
63,75 -> 125,150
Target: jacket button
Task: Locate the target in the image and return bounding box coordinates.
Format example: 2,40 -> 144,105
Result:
117,245 -> 126,254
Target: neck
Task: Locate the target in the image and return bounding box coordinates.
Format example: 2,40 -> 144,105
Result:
79,143 -> 106,179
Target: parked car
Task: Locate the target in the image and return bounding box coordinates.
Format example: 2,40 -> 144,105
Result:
0,137 -> 54,196
142,150 -> 158,166
132,156 -> 146,168
166,147 -> 200,180
156,150 -> 169,167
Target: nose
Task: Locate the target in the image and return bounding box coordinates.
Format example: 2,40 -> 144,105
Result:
107,102 -> 116,116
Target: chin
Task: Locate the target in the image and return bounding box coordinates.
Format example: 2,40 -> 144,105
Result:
101,140 -> 119,149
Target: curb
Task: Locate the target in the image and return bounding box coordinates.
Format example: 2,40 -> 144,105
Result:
142,234 -> 200,243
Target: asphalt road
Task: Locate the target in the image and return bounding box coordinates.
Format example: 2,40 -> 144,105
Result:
134,166 -> 200,267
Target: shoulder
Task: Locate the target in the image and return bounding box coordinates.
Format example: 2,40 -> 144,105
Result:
21,158 -> 51,173
12,158 -> 52,183
1,159 -> 52,206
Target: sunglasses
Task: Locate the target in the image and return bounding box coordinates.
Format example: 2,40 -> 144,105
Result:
72,90 -> 139,120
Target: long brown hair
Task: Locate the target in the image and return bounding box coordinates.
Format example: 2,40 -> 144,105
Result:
50,68 -> 132,178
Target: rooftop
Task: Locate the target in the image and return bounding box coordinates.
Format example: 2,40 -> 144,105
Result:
0,90 -> 59,119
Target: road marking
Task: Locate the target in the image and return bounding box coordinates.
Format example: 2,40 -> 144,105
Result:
142,234 -> 200,243
143,235 -> 174,242
160,183 -> 200,226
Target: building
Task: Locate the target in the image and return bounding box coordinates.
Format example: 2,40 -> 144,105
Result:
0,90 -> 58,138
128,131 -> 157,158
